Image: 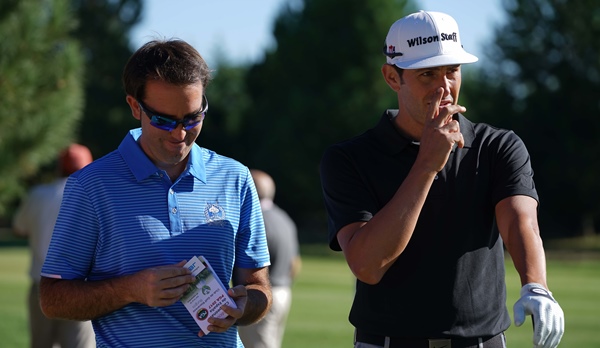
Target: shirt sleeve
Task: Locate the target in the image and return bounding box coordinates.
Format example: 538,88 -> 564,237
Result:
235,168 -> 270,269
320,145 -> 375,251
41,176 -> 98,280
490,130 -> 539,205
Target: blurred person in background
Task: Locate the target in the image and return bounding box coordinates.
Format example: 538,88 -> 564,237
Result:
320,10 -> 564,348
13,143 -> 95,348
239,169 -> 301,348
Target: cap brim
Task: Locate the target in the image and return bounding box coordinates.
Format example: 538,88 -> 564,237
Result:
392,52 -> 479,69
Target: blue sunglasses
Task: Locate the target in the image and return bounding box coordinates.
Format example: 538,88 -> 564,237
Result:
137,95 -> 208,131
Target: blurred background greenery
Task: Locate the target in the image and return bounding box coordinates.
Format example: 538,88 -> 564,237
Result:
1,0 -> 599,242
1,0 -> 600,346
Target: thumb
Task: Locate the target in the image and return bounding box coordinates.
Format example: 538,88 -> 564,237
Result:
513,300 -> 526,327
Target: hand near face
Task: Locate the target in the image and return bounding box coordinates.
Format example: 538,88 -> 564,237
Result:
416,87 -> 466,173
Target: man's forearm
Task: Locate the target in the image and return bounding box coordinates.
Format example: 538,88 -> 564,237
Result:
40,276 -> 131,321
236,284 -> 272,326
496,196 -> 548,288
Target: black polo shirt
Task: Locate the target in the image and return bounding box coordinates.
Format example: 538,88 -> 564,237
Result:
320,110 -> 539,338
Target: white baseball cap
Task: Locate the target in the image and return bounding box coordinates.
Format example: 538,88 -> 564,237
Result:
384,10 -> 478,69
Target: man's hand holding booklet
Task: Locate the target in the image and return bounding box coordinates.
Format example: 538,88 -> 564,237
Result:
181,256 -> 237,335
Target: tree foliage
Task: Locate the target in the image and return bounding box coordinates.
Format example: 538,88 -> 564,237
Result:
215,0 -> 417,239
199,61 -> 253,159
463,0 -> 600,236
71,0 -> 142,158
0,0 -> 84,216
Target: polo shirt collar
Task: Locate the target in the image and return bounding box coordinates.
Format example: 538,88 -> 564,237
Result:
371,110 -> 412,155
187,145 -> 207,183
118,128 -> 207,183
372,110 -> 475,154
456,113 -> 475,148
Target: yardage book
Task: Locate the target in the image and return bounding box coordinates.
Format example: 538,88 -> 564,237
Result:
181,256 -> 237,334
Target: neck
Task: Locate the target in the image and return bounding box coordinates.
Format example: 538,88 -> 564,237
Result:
390,114 -> 420,142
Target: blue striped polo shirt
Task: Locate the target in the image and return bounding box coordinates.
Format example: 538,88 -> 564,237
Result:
42,128 -> 270,348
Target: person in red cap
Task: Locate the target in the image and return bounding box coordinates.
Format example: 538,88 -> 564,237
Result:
320,10 -> 564,348
13,143 -> 95,348
58,144 -> 94,178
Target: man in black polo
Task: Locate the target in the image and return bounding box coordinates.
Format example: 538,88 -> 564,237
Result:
320,10 -> 564,348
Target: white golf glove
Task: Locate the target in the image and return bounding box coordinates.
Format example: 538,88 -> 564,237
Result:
513,282 -> 564,348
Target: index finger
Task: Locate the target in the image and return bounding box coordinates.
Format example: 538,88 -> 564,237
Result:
154,261 -> 192,278
426,87 -> 445,125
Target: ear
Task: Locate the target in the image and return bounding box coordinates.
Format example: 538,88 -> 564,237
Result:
381,64 -> 402,92
125,95 -> 142,121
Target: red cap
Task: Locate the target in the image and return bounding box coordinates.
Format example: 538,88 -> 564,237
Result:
59,144 -> 93,176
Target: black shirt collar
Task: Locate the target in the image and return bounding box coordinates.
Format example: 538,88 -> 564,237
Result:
370,109 -> 475,155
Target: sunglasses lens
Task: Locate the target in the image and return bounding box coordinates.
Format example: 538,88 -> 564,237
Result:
183,114 -> 204,130
151,116 -> 178,131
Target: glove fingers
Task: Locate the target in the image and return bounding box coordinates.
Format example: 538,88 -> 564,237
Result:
545,314 -> 565,348
531,317 -> 549,348
546,332 -> 559,348
534,307 -> 563,348
513,301 -> 526,327
533,321 -> 548,347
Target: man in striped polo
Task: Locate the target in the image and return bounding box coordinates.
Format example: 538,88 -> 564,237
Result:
40,39 -> 272,348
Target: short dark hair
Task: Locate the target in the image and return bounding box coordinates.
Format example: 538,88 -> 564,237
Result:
122,39 -> 212,100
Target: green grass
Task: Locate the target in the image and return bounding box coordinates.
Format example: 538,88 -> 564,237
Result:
0,247 -> 29,348
284,245 -> 600,347
2,245 -> 600,347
